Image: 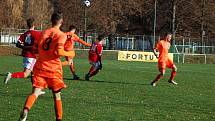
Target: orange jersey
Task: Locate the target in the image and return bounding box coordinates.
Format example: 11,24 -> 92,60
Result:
64,32 -> 91,51
155,40 -> 171,62
33,27 -> 67,78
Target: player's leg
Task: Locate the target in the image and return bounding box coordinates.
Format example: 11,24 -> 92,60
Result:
53,90 -> 63,121
168,64 -> 178,85
151,68 -> 165,86
85,64 -> 94,80
4,57 -> 36,84
19,76 -> 46,121
61,56 -> 70,66
85,62 -> 101,80
89,61 -> 101,77
69,59 -> 80,80
151,62 -> 166,86
48,77 -> 66,121
19,88 -> 45,121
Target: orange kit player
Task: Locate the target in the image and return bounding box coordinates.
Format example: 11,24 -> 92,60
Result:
85,35 -> 105,80
151,33 -> 178,86
63,25 -> 91,80
18,12 -> 74,121
4,18 -> 41,84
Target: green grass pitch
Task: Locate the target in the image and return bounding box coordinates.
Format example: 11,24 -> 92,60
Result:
0,56 -> 215,121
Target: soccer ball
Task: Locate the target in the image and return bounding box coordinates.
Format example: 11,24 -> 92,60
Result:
84,0 -> 90,7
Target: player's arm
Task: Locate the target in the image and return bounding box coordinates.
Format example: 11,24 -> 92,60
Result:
74,35 -> 91,47
153,47 -> 159,59
153,41 -> 160,59
16,40 -> 24,49
16,40 -> 32,49
16,34 -> 25,49
56,48 -> 75,57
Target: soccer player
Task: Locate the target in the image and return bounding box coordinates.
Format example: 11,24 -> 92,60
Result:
151,33 -> 178,86
4,18 -> 41,84
62,25 -> 91,80
18,12 -> 74,121
85,34 -> 105,80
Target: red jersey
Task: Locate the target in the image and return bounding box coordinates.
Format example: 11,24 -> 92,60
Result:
156,40 -> 171,62
88,41 -> 103,62
64,32 -> 91,51
18,30 -> 41,58
33,27 -> 67,78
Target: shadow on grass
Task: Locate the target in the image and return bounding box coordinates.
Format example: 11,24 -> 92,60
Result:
63,77 -> 150,86
0,73 -> 6,76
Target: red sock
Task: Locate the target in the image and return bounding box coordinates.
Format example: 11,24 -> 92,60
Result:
153,74 -> 163,83
55,100 -> 63,120
88,66 -> 94,74
90,70 -> 99,77
24,94 -> 37,110
12,72 -> 25,78
170,71 -> 176,80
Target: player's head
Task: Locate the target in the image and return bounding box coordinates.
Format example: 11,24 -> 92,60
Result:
68,25 -> 76,33
51,12 -> 63,27
164,32 -> 172,42
97,34 -> 105,42
26,17 -> 35,29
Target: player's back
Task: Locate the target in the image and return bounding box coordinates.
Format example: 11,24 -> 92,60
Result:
19,30 -> 41,58
64,32 -> 75,51
33,27 -> 66,78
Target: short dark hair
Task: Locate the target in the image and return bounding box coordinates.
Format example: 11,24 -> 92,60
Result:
69,25 -> 76,31
97,34 -> 105,41
51,12 -> 63,25
165,32 -> 172,37
26,18 -> 34,28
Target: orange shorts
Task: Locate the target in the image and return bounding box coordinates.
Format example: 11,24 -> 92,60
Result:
32,75 -> 66,92
158,59 -> 175,69
65,50 -> 75,60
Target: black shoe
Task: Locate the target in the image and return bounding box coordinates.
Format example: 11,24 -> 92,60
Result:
85,74 -> 90,81
73,75 -> 80,80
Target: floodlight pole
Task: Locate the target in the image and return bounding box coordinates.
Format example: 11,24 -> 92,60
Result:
201,0 -> 206,54
83,0 -> 90,42
172,0 -> 176,53
84,6 -> 87,41
153,0 -> 157,47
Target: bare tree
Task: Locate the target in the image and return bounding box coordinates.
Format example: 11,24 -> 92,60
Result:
23,0 -> 53,30
0,0 -> 23,28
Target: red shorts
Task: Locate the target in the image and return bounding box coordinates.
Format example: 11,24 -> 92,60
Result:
32,75 -> 66,92
158,59 -> 175,69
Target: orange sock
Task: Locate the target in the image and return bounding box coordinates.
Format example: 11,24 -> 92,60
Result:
24,94 -> 37,110
12,72 -> 25,78
170,71 -> 176,80
55,100 -> 63,120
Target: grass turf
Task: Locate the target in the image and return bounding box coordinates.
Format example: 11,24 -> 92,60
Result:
0,56 -> 215,121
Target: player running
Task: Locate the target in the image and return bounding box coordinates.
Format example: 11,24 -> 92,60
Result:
151,33 -> 177,86
62,25 -> 91,80
85,34 -> 105,80
18,12 -> 74,121
4,18 -> 41,84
